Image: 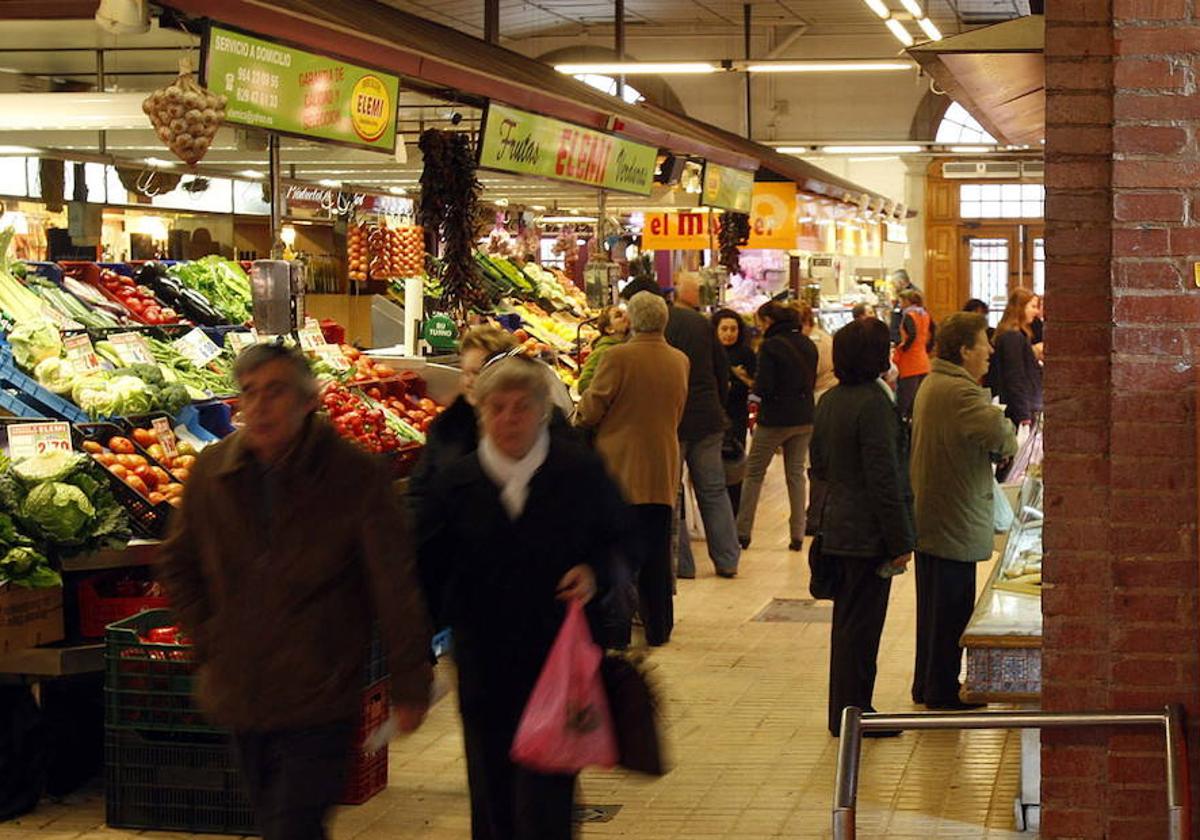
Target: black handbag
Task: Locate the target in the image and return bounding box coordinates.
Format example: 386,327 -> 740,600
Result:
600,655 -> 666,776
808,535 -> 841,600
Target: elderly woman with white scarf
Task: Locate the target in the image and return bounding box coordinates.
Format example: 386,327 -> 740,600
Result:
417,355 -> 626,840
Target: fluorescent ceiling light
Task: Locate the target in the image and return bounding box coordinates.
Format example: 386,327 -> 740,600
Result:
0,92 -> 148,131
0,145 -> 37,155
388,186 -> 407,195
898,0 -> 923,15
143,157 -> 175,168
917,17 -> 943,41
775,146 -> 810,154
318,179 -> 342,187
745,61 -> 911,73
237,170 -> 265,180
821,144 -> 922,154
863,0 -> 890,19
949,145 -> 994,154
540,215 -> 598,224
555,62 -> 718,75
885,18 -> 915,47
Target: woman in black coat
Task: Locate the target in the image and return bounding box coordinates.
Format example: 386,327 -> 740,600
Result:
811,318 -> 915,737
418,357 -> 626,840
990,287 -> 1043,427
712,308 -> 756,515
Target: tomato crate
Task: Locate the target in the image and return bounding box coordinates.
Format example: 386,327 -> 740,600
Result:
340,678 -> 389,805
104,728 -> 256,835
105,608 -> 218,736
72,422 -> 177,539
78,568 -> 169,639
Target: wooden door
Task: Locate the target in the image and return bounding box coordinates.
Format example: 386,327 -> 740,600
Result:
960,227 -> 1019,326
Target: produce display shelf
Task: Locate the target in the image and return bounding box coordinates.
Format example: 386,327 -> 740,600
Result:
61,540 -> 160,573
0,641 -> 104,676
0,345 -> 90,422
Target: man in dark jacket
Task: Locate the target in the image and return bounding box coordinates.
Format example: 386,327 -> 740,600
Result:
160,344 -> 433,840
665,273 -> 741,578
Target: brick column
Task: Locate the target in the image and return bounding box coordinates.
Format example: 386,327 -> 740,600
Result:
1043,0 -> 1200,836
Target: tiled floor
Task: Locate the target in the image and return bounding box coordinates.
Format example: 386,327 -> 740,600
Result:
7,461 -> 1028,838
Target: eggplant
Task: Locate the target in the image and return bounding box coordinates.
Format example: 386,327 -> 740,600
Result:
178,287 -> 227,326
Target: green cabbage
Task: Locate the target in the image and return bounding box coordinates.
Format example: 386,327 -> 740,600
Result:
13,451 -> 83,486
9,317 -> 62,369
21,481 -> 95,542
34,356 -> 75,396
109,375 -> 155,415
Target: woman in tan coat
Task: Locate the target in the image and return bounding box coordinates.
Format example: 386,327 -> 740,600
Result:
577,291 -> 689,646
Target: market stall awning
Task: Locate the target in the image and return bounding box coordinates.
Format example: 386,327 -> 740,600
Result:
155,0 -> 761,173
907,14 -> 1045,147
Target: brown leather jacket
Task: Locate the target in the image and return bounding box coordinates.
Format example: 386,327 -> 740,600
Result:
158,415 -> 433,731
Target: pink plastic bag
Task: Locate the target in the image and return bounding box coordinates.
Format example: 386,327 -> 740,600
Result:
510,600 -> 618,773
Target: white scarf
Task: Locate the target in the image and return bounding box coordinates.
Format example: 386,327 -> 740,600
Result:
477,427 -> 551,520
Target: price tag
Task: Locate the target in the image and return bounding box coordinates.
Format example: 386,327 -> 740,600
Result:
226,329 -> 259,353
64,333 -> 102,374
304,316 -> 321,330
40,303 -> 84,331
298,326 -> 326,351
109,332 -> 155,365
316,344 -> 351,372
151,417 -> 178,459
172,328 -> 223,368
8,422 -> 72,461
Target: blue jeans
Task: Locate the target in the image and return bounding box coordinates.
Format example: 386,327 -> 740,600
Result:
676,431 -> 742,577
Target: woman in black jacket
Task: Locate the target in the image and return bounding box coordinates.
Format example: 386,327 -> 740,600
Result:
811,318 -> 915,737
990,287 -> 1043,427
418,357 -> 626,840
712,308 -> 755,515
735,301 -> 818,551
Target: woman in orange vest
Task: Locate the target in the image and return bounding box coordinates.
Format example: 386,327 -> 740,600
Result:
893,289 -> 936,420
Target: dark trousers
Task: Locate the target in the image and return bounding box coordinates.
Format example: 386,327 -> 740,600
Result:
805,473 -> 827,536
912,553 -> 977,705
233,719 -> 356,840
896,373 -> 926,420
828,556 -> 892,736
461,707 -> 576,840
726,482 -> 743,517
631,504 -> 674,646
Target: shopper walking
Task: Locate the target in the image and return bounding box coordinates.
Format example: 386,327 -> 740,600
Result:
811,318 -> 914,736
893,289 -> 935,421
712,308 -> 755,516
419,356 -> 625,840
160,344 -> 433,840
910,313 -> 1018,710
578,292 -> 688,643
666,273 -> 741,578
990,288 -> 1043,427
577,305 -> 629,394
736,301 -> 818,552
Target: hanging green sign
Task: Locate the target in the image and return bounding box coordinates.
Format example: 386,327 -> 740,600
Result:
422,314 -> 459,351
702,163 -> 755,213
479,103 -> 657,196
203,24 -> 400,153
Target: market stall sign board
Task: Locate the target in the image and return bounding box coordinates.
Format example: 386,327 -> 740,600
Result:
480,103 -> 657,196
642,211 -> 718,251
702,164 -> 755,213
422,314 -> 459,351
8,422 -> 72,461
204,24 -> 400,153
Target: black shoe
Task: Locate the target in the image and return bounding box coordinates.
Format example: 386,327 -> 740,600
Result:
738,536 -> 751,549
677,570 -> 695,580
926,699 -> 986,711
789,539 -> 804,551
716,569 -> 737,579
863,729 -> 903,739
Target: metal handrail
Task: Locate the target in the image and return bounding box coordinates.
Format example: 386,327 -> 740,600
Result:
833,704 -> 1189,840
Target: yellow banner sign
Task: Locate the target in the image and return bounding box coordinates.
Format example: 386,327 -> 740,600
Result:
641,211 -> 716,251
748,182 -> 798,250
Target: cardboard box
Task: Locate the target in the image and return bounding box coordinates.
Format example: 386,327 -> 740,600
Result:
0,583 -> 63,655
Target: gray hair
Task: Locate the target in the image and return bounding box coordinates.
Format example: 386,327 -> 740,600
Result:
234,342 -> 318,399
473,356 -> 551,411
627,291 -> 669,334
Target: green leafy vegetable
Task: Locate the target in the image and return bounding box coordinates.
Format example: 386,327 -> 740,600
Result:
169,256 -> 253,324
9,316 -> 63,370
13,451 -> 83,486
22,482 -> 95,543
34,356 -> 75,396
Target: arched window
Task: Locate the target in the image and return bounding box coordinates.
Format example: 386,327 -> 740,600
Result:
573,74 -> 644,104
935,101 -> 996,144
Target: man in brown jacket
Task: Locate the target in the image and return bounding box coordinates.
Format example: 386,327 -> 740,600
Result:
577,291 -> 689,646
159,343 -> 433,840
